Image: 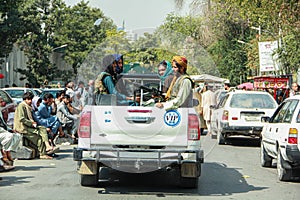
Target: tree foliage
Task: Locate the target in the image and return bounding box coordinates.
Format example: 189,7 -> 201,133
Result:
76,29 -> 131,83
0,0 -> 26,62
53,1 -> 116,76
173,0 -> 299,83
2,0 -> 298,86
157,13 -> 224,77
212,0 -> 300,75
14,0 -> 116,86
16,0 -> 58,86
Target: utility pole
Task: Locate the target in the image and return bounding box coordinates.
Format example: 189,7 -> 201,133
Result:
250,25 -> 261,76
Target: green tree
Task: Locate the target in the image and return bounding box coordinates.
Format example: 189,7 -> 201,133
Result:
76,29 -> 130,82
53,1 -> 116,79
157,13 -> 221,76
16,0 -> 58,86
16,0 -> 115,86
216,0 -> 300,75
0,0 -> 26,62
173,0 -> 300,81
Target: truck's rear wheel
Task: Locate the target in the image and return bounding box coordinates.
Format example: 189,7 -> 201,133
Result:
80,174 -> 99,187
80,163 -> 99,187
178,163 -> 201,188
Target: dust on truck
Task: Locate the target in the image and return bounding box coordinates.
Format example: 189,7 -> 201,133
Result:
73,74 -> 204,188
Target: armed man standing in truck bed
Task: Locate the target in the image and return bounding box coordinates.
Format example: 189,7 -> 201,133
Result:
155,55 -> 194,110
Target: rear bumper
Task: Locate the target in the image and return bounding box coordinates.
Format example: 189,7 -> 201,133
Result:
285,145 -> 300,165
73,147 -> 204,173
220,122 -> 262,136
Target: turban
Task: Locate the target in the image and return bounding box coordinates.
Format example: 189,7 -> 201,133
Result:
172,56 -> 188,70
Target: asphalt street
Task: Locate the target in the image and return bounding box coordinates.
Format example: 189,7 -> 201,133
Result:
0,135 -> 299,200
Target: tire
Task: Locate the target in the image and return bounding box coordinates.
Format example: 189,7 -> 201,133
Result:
277,150 -> 292,181
260,142 -> 272,167
217,130 -> 226,145
80,174 -> 99,186
179,177 -> 199,188
177,164 -> 200,188
80,164 -> 100,187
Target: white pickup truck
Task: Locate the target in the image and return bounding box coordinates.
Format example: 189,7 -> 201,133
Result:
73,74 -> 204,188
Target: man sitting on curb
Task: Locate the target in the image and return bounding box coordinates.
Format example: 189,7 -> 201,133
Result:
14,92 -> 56,159
56,94 -> 79,141
0,129 -> 22,172
0,124 -> 22,172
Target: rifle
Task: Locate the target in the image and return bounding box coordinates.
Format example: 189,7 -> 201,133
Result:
132,82 -> 165,103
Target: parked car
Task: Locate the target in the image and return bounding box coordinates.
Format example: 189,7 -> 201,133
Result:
40,88 -> 65,99
211,90 -> 278,144
33,88 -> 43,97
260,95 -> 300,181
2,87 -> 38,104
0,89 -> 17,126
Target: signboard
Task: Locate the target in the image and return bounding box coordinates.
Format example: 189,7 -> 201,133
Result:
254,77 -> 289,89
258,41 -> 278,72
253,75 -> 291,103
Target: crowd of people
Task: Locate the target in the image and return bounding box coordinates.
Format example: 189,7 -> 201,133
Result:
0,84 -> 85,176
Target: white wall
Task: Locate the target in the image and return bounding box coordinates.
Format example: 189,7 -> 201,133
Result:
0,45 -> 26,88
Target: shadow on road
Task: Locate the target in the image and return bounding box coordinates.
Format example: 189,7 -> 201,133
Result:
198,162 -> 267,195
0,176 -> 34,186
95,162 -> 267,197
49,145 -> 74,160
13,165 -> 55,171
223,137 -> 261,147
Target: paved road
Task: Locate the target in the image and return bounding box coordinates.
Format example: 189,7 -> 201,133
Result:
0,135 -> 299,200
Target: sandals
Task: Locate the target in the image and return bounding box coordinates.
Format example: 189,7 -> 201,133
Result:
46,146 -> 60,155
52,146 -> 60,154
0,165 -> 15,172
46,149 -> 54,155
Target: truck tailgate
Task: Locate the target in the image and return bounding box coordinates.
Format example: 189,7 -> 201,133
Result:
90,106 -> 188,146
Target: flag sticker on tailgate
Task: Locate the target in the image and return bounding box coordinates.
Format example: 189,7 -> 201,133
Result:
164,110 -> 181,127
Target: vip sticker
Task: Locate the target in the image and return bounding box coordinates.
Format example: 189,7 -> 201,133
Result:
164,110 -> 181,127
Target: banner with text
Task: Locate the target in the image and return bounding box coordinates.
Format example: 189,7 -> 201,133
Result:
258,41 -> 279,72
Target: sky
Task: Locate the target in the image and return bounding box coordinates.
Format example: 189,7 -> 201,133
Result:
64,0 -> 191,31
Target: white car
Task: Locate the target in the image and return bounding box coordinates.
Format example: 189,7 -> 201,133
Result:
2,87 -> 38,104
211,90 -> 278,144
260,95 -> 300,181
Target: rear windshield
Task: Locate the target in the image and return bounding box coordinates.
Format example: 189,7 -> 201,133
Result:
230,93 -> 277,109
5,90 -> 24,98
41,90 -> 63,98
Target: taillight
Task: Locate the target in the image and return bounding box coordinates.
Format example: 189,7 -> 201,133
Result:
288,128 -> 298,144
222,110 -> 229,121
188,114 -> 200,140
78,111 -> 91,138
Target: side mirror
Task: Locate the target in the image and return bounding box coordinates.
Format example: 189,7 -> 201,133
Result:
261,116 -> 270,123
